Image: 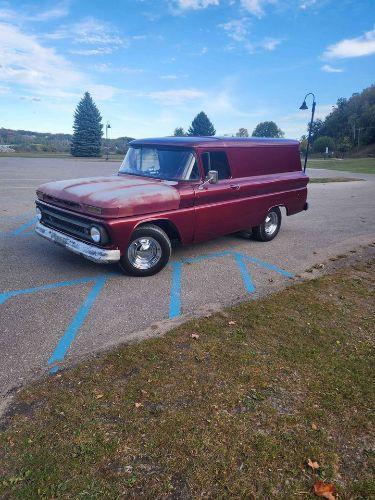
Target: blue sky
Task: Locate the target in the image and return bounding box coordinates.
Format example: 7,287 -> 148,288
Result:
0,0 -> 374,139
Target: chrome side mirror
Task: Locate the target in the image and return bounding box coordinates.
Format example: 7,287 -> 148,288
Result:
198,170 -> 219,190
208,170 -> 218,184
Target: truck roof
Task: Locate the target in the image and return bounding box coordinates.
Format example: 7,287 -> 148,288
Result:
130,137 -> 300,148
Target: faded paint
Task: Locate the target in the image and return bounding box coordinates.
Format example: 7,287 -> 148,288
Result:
38,175 -> 181,218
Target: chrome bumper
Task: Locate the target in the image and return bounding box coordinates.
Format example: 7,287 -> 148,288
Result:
35,222 -> 121,264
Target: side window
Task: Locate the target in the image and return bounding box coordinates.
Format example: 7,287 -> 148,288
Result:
201,151 -> 231,180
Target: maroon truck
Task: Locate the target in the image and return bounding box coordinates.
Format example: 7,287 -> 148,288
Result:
35,137 -> 309,276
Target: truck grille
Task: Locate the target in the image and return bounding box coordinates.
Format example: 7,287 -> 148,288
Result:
36,202 -> 109,245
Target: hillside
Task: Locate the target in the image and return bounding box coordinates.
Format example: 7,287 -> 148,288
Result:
0,128 -> 134,154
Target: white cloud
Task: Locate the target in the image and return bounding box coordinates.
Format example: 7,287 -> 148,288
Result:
321,64 -> 344,73
260,37 -> 282,50
299,0 -> 316,9
323,25 -> 375,59
148,88 -> 204,105
219,19 -> 248,42
160,74 -> 179,79
70,47 -> 115,56
93,63 -> 143,74
0,2 -> 70,22
0,22 -> 119,101
240,0 -> 277,18
45,17 -> 127,55
174,0 -> 219,10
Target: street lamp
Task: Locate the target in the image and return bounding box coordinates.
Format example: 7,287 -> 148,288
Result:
299,93 -> 316,173
105,121 -> 111,161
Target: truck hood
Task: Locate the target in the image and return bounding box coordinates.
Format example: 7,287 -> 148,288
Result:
37,175 -> 180,218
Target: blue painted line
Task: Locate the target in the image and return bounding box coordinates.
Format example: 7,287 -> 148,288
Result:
244,255 -> 294,278
0,276 -> 105,305
182,250 -> 231,264
48,276 -> 107,365
234,253 -> 255,293
169,261 -> 183,319
11,218 -> 36,236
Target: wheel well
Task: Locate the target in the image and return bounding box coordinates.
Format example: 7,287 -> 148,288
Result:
136,220 -> 181,243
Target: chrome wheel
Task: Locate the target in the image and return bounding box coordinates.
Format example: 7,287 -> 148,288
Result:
264,211 -> 278,236
127,237 -> 162,270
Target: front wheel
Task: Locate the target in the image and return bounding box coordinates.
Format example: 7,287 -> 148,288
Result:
252,207 -> 282,242
119,224 -> 171,276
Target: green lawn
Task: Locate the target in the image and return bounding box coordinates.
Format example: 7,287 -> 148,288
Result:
0,258 -> 374,498
307,157 -> 375,174
309,177 -> 364,183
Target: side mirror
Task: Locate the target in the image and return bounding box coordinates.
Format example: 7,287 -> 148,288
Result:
207,170 -> 218,184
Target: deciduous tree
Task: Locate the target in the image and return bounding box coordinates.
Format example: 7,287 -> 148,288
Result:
236,128 -> 249,137
252,121 -> 284,138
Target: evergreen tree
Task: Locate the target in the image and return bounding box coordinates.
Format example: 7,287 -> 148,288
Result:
71,92 -> 103,157
188,111 -> 216,136
173,126 -> 186,136
252,121 -> 284,138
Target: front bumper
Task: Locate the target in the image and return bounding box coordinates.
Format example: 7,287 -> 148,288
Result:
35,222 -> 121,264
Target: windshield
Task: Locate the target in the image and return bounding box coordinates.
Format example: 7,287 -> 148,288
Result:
119,146 -> 199,181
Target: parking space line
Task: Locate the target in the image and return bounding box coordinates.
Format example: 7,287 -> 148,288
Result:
48,276 -> 107,369
168,250 -> 293,318
10,218 -> 36,236
244,255 -> 294,277
169,262 -> 183,319
0,276 -> 104,305
234,252 -> 255,293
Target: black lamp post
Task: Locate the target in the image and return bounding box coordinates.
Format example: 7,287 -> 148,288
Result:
105,121 -> 111,161
299,93 -> 316,173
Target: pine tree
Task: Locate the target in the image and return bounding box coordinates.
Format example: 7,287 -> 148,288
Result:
71,92 -> 103,157
188,111 -> 216,136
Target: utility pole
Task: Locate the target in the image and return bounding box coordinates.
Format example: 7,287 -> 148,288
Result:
105,121 -> 111,161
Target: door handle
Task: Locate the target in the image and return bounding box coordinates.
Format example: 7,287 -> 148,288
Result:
229,184 -> 240,190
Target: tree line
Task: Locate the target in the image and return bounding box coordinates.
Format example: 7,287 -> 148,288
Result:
303,84 -> 375,155
173,112 -> 284,139
2,85 -> 373,157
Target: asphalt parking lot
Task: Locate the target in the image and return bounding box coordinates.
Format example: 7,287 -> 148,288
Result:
1,156 -> 374,397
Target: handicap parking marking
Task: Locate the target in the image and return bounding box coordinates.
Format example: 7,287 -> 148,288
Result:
0,274 -> 110,373
168,250 -> 293,319
0,216 -> 36,238
0,248 -> 294,376
47,276 -> 107,371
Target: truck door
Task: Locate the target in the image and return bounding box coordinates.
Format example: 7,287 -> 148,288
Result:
194,150 -> 243,242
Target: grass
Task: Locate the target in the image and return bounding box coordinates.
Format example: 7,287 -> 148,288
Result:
308,157 -> 375,174
309,177 -> 364,184
0,260 -> 374,498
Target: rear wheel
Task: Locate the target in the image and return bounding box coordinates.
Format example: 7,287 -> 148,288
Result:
119,224 -> 171,276
252,207 -> 282,242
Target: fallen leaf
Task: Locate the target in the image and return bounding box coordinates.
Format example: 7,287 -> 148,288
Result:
313,481 -> 336,499
95,394 -> 104,399
134,402 -> 143,408
191,333 -> 200,340
228,321 -> 236,325
311,423 -> 318,431
307,458 -> 320,470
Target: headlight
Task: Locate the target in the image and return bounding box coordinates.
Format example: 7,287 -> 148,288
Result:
90,226 -> 101,243
36,207 -> 42,221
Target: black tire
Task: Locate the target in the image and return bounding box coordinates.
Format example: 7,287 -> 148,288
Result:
119,224 -> 172,276
252,207 -> 282,242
